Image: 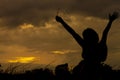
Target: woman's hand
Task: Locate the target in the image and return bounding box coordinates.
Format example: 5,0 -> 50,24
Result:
109,12 -> 119,21
55,16 -> 63,22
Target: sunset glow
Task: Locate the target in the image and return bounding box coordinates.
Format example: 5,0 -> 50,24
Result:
52,50 -> 78,54
20,23 -> 34,29
52,51 -> 65,54
8,57 -> 36,63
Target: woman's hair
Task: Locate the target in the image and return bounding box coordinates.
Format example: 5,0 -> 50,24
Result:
82,28 -> 99,43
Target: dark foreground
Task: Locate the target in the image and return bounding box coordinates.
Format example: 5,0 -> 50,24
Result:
0,62 -> 120,80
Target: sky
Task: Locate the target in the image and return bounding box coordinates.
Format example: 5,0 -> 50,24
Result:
0,0 -> 120,69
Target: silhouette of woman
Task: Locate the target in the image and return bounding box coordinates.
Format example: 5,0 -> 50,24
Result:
55,12 -> 118,63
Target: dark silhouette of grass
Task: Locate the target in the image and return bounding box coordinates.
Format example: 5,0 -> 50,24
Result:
0,63 -> 120,80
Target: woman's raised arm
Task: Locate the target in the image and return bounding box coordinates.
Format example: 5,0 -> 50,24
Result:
56,16 -> 84,46
100,12 -> 119,43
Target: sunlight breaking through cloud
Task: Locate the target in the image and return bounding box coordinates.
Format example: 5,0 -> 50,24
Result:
8,57 -> 36,63
19,23 -> 34,30
52,50 -> 78,54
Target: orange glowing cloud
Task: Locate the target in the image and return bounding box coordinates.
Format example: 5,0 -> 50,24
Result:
19,23 -> 34,29
52,50 -> 78,54
8,57 -> 36,63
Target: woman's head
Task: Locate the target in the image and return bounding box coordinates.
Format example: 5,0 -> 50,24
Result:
82,28 -> 99,43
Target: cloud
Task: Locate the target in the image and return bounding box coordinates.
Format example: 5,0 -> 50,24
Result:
8,57 -> 36,63
69,0 -> 120,17
51,50 -> 78,54
0,16 -> 84,66
0,0 -> 119,28
0,0 -> 74,28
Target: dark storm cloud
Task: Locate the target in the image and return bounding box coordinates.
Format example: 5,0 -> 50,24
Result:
0,0 -> 119,28
72,0 -> 120,16
0,0 -> 76,28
